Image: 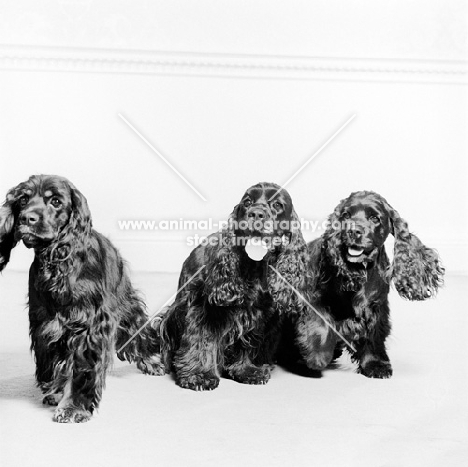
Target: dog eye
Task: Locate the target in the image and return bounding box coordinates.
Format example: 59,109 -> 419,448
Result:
243,199 -> 252,207
50,198 -> 62,208
341,212 -> 350,220
272,201 -> 282,210
18,196 -> 29,207
370,215 -> 380,224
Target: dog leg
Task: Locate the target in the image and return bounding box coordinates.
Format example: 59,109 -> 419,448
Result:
174,328 -> 220,391
353,338 -> 393,379
51,334 -> 112,423
351,304 -> 392,378
294,308 -> 337,370
30,328 -> 66,405
53,379 -> 93,424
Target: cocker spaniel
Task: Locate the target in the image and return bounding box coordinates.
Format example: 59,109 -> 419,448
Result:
306,191 -> 444,378
0,175 -> 164,423
159,182 -> 335,391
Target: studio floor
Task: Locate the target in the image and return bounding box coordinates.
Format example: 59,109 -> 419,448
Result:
0,270 -> 467,467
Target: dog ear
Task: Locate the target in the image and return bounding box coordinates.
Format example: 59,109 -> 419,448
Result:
384,201 -> 444,300
49,182 -> 92,260
204,205 -> 245,306
322,199 -> 347,271
39,181 -> 93,303
0,186 -> 22,271
267,209 -> 310,314
69,183 -> 92,240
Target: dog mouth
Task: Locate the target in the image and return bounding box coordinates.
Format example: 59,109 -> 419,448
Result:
348,247 -> 365,257
345,245 -> 374,263
15,228 -> 53,248
244,237 -> 269,261
20,233 -> 43,248
241,233 -> 291,261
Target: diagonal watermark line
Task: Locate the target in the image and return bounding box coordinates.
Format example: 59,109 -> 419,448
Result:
118,113 -> 207,202
269,113 -> 357,201
269,265 -> 356,352
117,265 -> 206,354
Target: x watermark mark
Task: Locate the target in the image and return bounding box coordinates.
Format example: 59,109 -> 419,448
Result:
117,110 -> 357,351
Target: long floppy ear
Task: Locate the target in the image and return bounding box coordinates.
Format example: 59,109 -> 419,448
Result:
385,202 -> 444,300
268,209 -> 310,314
67,184 -> 92,245
322,197 -> 366,291
39,182 -> 93,303
46,183 -> 92,263
0,190 -> 19,271
204,205 -> 245,306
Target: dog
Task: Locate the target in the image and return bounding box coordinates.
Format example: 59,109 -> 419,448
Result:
159,182 -> 335,390
0,174 -> 164,422
304,190 -> 444,378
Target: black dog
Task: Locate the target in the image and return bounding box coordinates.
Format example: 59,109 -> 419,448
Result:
160,182 -> 335,390
0,175 -> 164,422
305,191 -> 444,378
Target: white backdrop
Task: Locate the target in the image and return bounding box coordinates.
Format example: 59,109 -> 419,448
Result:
0,0 -> 466,273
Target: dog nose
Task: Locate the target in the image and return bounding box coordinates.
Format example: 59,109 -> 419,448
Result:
20,211 -> 40,226
247,208 -> 265,222
346,227 -> 363,240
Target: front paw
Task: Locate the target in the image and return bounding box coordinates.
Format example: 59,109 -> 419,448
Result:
43,393 -> 63,406
176,373 -> 220,391
228,364 -> 272,385
303,349 -> 335,371
359,361 -> 393,379
53,406 -> 92,423
136,355 -> 165,376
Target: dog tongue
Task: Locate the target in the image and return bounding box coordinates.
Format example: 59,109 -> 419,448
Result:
348,247 -> 364,256
245,238 -> 268,261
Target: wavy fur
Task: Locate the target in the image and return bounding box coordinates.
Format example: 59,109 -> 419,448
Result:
203,211 -> 246,306
385,205 -> 444,300
0,175 -> 164,423
160,182 -> 333,390
306,190 -> 444,378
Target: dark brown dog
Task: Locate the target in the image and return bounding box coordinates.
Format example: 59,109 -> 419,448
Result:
306,191 -> 444,378
160,182 -> 336,390
0,174 -> 164,422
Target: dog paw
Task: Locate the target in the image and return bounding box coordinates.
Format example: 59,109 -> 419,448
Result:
136,355 -> 165,376
228,364 -> 272,385
177,373 -> 220,391
304,350 -> 334,371
42,393 -> 63,406
53,407 -> 92,423
359,361 -> 393,379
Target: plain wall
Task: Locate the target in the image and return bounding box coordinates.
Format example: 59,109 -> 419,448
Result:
1,0 -> 467,273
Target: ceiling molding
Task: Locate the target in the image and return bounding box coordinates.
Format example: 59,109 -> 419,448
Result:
0,45 -> 466,84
